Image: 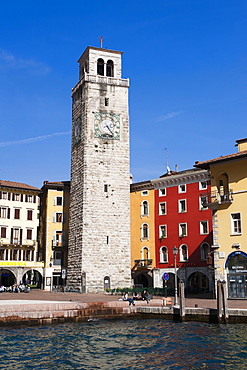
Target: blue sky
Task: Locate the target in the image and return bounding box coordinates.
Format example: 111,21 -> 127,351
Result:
0,0 -> 246,187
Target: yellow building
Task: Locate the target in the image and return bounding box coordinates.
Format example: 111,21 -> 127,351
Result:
130,181 -> 155,287
195,138 -> 247,298
40,181 -> 70,290
0,180 -> 43,287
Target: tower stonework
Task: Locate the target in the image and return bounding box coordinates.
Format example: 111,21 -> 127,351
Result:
67,46 -> 132,292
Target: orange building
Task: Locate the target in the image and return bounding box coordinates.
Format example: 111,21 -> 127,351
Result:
130,181 -> 155,287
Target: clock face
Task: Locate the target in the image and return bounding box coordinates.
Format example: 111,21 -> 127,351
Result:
94,112 -> 120,140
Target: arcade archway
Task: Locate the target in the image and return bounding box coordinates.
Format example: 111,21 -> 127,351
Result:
23,270 -> 42,288
0,269 -> 16,287
187,272 -> 209,295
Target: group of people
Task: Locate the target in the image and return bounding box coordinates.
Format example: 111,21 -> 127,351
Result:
0,284 -> 30,293
123,289 -> 151,306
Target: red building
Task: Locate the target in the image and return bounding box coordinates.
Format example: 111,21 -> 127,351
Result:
151,168 -> 214,296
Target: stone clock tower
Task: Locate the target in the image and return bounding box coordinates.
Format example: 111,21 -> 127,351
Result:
67,46 -> 132,292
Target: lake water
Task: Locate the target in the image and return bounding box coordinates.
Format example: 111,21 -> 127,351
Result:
0,319 -> 247,369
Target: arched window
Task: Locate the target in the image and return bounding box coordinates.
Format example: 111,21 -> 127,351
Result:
142,223 -> 149,239
201,243 -> 210,260
106,60 -> 114,77
160,246 -> 168,263
97,58 -> 104,76
217,172 -> 232,202
141,200 -> 149,216
142,246 -> 149,260
180,244 -> 188,261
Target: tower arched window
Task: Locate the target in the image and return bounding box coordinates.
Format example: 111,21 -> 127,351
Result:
97,58 -> 104,76
142,223 -> 149,239
180,244 -> 188,261
106,60 -> 114,77
141,200 -> 149,216
160,246 -> 168,263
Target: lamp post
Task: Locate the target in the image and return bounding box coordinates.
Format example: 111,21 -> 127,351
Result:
172,246 -> 179,307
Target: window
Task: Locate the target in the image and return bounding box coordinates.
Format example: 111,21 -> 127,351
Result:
142,223 -> 149,239
201,243 -> 210,260
180,244 -> 188,261
0,207 -> 10,219
106,60 -> 114,77
200,221 -> 209,235
178,199 -> 186,213
26,229 -> 32,240
105,97 -> 109,106
27,210 -> 33,221
141,190 -> 148,196
179,184 -> 186,193
23,249 -> 34,261
179,223 -> 187,237
53,251 -> 63,266
159,202 -> 166,215
160,246 -> 168,263
14,208 -> 20,220
142,246 -> 149,260
0,249 -> 4,260
13,193 -> 20,201
53,231 -> 65,246
199,196 -> 208,210
97,58 -> 104,76
54,196 -> 63,206
1,192 -> 7,200
12,228 -> 20,244
53,212 -> 63,223
0,227 -> 6,238
104,184 -> 108,192
199,181 -> 207,190
141,201 -> 149,216
27,195 -> 33,203
159,225 -> 167,239
231,213 -> 242,235
159,189 -> 166,196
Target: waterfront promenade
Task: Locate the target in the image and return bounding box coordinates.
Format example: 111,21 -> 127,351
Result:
0,289 -> 247,309
0,290 -> 247,325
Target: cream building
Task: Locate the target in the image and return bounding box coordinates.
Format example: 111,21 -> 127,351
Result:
0,180 -> 42,287
195,138 -> 247,298
39,181 -> 70,291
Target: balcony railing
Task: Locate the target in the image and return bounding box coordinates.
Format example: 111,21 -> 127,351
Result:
134,259 -> 153,269
72,73 -> 129,93
201,190 -> 233,209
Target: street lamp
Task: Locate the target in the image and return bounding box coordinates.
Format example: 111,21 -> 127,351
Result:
172,246 -> 179,307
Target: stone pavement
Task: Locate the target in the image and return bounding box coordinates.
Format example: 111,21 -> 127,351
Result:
0,289 -> 247,309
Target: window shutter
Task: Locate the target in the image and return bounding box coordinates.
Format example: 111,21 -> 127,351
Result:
20,229 -> 23,245
7,208 -> 10,219
10,228 -> 13,244
63,213 -> 66,223
12,193 -> 15,201
33,196 -> 36,203
8,192 -> 11,201
52,213 -> 56,222
25,195 -> 28,202
20,194 -> 23,202
0,191 -> 2,200
54,197 -> 56,206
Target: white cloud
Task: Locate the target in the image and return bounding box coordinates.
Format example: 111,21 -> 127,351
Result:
153,111 -> 182,123
0,132 -> 71,147
0,49 -> 51,75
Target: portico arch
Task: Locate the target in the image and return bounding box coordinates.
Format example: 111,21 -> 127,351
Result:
0,269 -> 16,286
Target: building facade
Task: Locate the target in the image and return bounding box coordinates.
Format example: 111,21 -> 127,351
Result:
151,169 -> 214,296
39,181 -> 70,291
67,46 -> 132,292
130,181 -> 155,288
0,180 -> 43,287
195,138 -> 247,298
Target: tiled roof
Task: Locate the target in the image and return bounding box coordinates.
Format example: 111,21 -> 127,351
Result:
0,180 -> 40,191
194,150 -> 247,168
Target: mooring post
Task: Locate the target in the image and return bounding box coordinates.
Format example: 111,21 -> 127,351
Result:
179,281 -> 185,319
217,280 -> 223,322
222,280 -> 229,323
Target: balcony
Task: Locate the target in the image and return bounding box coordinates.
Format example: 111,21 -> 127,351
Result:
72,73 -> 129,94
201,190 -> 233,210
134,259 -> 153,269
